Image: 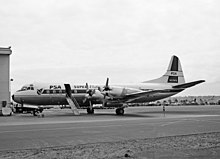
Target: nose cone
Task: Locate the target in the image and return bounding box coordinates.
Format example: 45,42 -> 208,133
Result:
12,93 -> 21,104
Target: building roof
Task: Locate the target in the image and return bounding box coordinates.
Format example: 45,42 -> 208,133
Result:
0,47 -> 12,55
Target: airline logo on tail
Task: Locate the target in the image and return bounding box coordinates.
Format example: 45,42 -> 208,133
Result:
167,55 -> 180,83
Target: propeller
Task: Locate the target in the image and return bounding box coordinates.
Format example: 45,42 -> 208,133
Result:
83,83 -> 96,105
101,78 -> 114,101
103,78 -> 111,91
84,78 -> 113,108
85,83 -> 95,96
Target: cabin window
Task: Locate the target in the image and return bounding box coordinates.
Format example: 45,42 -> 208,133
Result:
77,89 -> 86,93
55,90 -> 59,94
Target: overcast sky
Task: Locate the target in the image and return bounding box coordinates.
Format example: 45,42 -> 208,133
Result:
0,0 -> 220,96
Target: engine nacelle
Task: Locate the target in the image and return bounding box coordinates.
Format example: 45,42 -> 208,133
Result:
91,89 -> 105,99
105,86 -> 139,98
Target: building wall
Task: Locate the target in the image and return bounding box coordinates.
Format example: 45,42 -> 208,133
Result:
0,48 -> 11,112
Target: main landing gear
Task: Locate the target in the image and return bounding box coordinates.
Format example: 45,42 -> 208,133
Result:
87,108 -> 94,114
33,108 -> 44,118
115,108 -> 124,115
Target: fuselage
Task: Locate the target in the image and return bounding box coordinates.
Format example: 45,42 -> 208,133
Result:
12,82 -> 182,107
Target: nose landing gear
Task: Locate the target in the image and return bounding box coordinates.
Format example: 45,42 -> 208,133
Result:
115,108 -> 124,115
87,108 -> 94,114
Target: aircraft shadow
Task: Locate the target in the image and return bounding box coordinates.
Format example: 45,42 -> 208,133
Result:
43,112 -> 155,118
14,111 -> 156,118
136,110 -> 208,115
15,109 -> 209,118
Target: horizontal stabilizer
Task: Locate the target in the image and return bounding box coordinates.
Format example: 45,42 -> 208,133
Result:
172,80 -> 205,89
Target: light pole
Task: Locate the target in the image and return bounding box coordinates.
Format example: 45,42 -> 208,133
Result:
10,78 -> 13,103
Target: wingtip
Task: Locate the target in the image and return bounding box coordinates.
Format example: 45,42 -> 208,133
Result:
199,80 -> 206,83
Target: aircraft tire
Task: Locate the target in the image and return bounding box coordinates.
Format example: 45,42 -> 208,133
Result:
116,108 -> 124,115
33,110 -> 37,116
87,108 -> 94,114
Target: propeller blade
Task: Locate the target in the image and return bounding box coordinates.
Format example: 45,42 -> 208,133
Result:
84,83 -> 97,103
85,83 -> 89,90
85,83 -> 90,93
85,83 -> 93,96
105,78 -> 109,88
103,77 -> 111,91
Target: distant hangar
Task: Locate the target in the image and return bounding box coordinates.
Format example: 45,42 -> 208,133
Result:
0,47 -> 12,115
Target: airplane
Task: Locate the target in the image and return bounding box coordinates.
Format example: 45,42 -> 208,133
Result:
12,55 -> 205,116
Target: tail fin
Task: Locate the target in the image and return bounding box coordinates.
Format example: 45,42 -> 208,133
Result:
143,55 -> 185,84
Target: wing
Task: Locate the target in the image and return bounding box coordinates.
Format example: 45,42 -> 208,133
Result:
121,89 -> 184,103
121,90 -> 163,103
121,80 -> 205,103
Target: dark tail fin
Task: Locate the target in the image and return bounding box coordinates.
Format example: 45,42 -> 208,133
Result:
143,55 -> 185,84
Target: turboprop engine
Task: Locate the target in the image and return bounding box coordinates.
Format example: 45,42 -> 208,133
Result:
103,86 -> 127,97
101,78 -> 139,99
83,83 -> 104,103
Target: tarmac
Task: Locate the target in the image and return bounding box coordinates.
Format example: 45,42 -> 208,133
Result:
0,105 -> 220,152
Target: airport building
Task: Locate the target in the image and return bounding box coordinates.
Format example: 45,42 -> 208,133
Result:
0,47 -> 12,115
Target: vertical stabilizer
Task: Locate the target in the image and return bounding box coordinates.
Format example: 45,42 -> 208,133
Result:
143,55 -> 185,84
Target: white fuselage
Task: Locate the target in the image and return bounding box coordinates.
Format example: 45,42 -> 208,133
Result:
12,82 -> 181,107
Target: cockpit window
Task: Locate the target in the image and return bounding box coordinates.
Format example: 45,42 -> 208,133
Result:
27,87 -> 34,90
20,86 -> 27,91
19,84 -> 34,91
